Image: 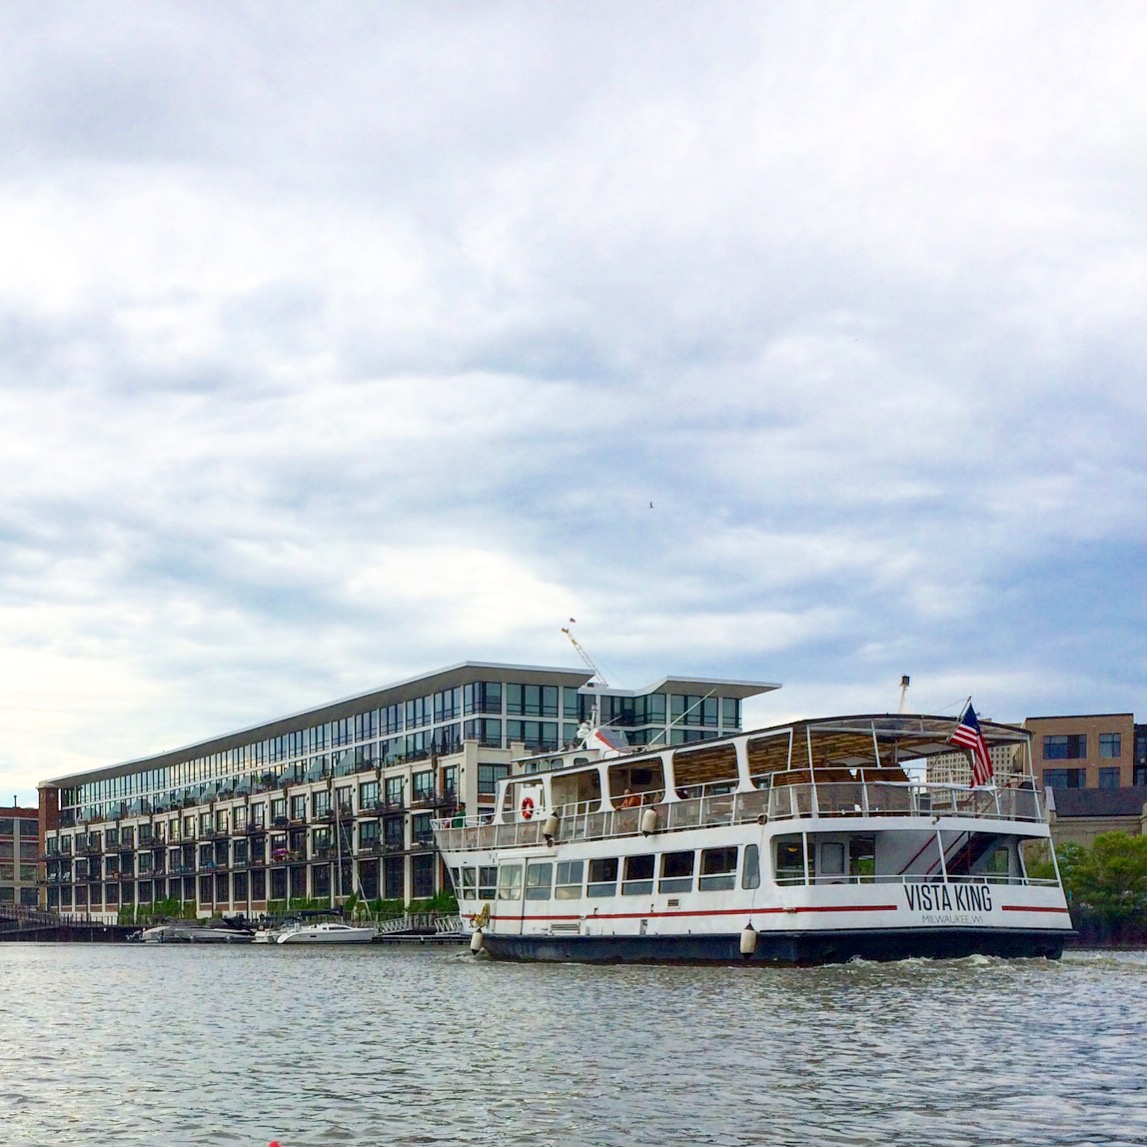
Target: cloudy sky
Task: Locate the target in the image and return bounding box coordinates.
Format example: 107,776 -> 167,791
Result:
2,1 -> 1145,805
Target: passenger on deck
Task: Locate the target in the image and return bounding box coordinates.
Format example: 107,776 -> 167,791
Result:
619,788 -> 641,809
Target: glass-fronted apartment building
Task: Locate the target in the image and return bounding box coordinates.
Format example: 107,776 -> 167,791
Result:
38,661 -> 776,922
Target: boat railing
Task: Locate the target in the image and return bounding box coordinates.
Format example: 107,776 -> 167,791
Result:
432,780 -> 1045,852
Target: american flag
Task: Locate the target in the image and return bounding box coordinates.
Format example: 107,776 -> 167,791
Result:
950,701 -> 994,787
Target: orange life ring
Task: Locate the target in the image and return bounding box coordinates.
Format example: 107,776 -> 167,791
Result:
520,796 -> 535,820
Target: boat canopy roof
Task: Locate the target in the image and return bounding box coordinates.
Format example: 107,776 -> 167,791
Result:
517,712 -> 1029,783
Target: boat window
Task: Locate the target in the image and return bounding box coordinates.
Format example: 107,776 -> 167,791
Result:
448,866 -> 461,894
526,862 -> 553,900
608,760 -> 665,807
587,857 -> 618,897
478,866 -> 497,900
1019,838 -> 1054,880
497,864 -> 523,901
555,860 -> 584,899
741,844 -> 760,890
699,846 -> 737,890
550,769 -> 603,814
671,743 -> 738,795
849,835 -> 875,881
982,841 -> 1011,878
659,850 -> 695,893
622,854 -> 655,895
774,835 -> 806,885
820,841 -> 845,878
460,867 -> 477,899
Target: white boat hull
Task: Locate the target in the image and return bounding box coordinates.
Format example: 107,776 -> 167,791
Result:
275,924 -> 375,944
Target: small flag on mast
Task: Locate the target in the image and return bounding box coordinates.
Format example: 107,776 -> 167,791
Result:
950,701 -> 994,787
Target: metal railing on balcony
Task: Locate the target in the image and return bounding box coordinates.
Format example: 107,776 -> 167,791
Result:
432,781 -> 1047,853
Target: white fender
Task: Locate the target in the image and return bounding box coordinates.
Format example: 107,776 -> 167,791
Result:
640,806 -> 658,836
740,923 -> 758,957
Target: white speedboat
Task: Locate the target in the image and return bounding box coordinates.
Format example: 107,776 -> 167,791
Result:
140,922 -> 253,943
433,709 -> 1072,965
275,922 -> 375,944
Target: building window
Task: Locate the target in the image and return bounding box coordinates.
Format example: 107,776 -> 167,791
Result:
441,765 -> 458,800
411,813 -> 433,846
463,718 -> 502,747
478,763 -> 509,796
1100,734 -> 1122,758
411,853 -> 435,899
506,684 -> 558,718
1043,735 -> 1086,760
384,776 -> 404,807
505,720 -> 559,750
1098,767 -> 1121,789
721,698 -> 741,728
1043,768 -> 1087,788
383,817 -> 404,849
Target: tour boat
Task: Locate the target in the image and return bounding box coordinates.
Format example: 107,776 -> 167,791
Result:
274,921 -> 376,944
432,712 -> 1073,965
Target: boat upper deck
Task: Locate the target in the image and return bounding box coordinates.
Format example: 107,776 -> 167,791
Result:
433,780 -> 1046,853
433,712 -> 1046,853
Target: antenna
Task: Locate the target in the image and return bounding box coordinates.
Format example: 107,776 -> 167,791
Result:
561,622 -> 609,686
898,675 -> 910,714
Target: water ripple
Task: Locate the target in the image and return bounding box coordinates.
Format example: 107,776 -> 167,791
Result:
1,946 -> 1146,1146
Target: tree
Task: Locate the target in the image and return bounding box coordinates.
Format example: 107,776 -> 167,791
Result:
1073,833 -> 1147,924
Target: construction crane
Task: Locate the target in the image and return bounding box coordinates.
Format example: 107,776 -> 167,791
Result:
561,623 -> 609,686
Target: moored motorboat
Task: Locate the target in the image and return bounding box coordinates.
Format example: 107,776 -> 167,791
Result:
433,707 -> 1073,965
140,921 -> 254,944
274,921 -> 375,944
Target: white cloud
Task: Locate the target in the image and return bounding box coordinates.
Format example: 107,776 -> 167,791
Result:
1,2 -> 1146,802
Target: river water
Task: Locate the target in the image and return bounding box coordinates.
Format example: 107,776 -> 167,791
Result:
1,943 -> 1145,1147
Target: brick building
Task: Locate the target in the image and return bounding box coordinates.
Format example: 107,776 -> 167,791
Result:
0,806 -> 40,907
1022,713 -> 1136,791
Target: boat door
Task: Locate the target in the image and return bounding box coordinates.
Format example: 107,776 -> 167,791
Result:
494,861 -> 525,935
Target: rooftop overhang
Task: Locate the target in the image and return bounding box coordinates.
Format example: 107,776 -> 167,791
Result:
593,676 -> 781,701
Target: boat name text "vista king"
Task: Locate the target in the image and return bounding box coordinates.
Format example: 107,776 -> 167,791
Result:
902,884 -> 993,914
